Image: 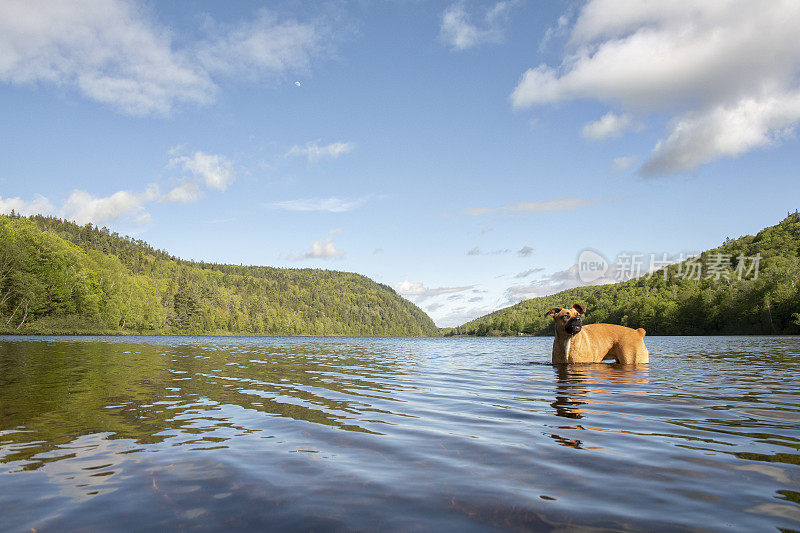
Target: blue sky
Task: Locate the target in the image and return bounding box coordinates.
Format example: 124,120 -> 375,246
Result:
2,0 -> 800,327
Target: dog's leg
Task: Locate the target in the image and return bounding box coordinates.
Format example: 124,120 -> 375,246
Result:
616,344 -> 649,365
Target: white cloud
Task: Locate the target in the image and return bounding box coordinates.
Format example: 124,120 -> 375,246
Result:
0,189 -> 154,226
503,283 -> 552,303
290,235 -> 345,261
503,258 -> 632,306
440,1 -> 515,51
61,189 -> 153,226
394,280 -> 425,295
511,0 -> 800,175
582,112 -> 636,140
272,197 -> 369,213
0,194 -> 54,216
435,304 -> 495,328
196,10 -> 319,79
503,266 -> 584,305
466,245 -> 531,256
464,197 -> 600,216
640,92 -> 800,177
170,151 -> 234,191
133,212 -> 152,226
1,147 -> 234,225
0,0 -> 212,116
393,280 -> 474,302
0,1 -> 326,116
612,156 -> 637,173
286,141 -> 355,161
161,181 -> 201,203
466,247 -> 511,256
160,149 -> 234,204
514,267 -> 544,279
539,13 -> 571,52
463,207 -> 492,216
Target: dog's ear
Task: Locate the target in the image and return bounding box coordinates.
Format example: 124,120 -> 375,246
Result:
572,303 -> 586,315
545,307 -> 562,317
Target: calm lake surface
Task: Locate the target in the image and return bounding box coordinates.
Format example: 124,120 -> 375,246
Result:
1,336 -> 799,532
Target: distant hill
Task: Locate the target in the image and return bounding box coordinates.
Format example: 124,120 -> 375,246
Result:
0,214 -> 437,336
450,213 -> 800,336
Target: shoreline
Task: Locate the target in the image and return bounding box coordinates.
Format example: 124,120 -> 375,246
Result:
3,331 -> 799,338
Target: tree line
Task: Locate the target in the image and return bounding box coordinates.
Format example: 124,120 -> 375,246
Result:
449,212 -> 800,336
0,213 -> 437,336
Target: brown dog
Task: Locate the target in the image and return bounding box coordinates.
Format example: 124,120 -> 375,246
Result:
545,304 -> 649,364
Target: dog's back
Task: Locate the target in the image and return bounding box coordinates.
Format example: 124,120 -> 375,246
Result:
581,323 -> 649,364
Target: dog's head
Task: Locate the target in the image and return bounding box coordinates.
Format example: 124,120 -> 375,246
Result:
545,304 -> 586,336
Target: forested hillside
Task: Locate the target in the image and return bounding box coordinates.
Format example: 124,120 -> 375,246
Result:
451,213 -> 800,336
0,214 -> 437,336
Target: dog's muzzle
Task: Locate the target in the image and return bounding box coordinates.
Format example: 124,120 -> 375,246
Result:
565,317 -> 582,335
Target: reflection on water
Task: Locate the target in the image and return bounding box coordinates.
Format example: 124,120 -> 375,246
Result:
551,363 -> 651,420
1,336 -> 799,531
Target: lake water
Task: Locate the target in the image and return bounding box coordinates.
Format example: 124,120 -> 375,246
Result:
1,336 -> 799,531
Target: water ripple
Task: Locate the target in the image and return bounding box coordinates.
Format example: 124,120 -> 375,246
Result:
0,335 -> 799,531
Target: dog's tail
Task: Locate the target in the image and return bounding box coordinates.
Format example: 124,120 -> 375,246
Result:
636,328 -> 646,337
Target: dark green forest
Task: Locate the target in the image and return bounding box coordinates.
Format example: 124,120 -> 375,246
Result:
450,213 -> 800,337
3,211 -> 799,338
0,214 -> 437,336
